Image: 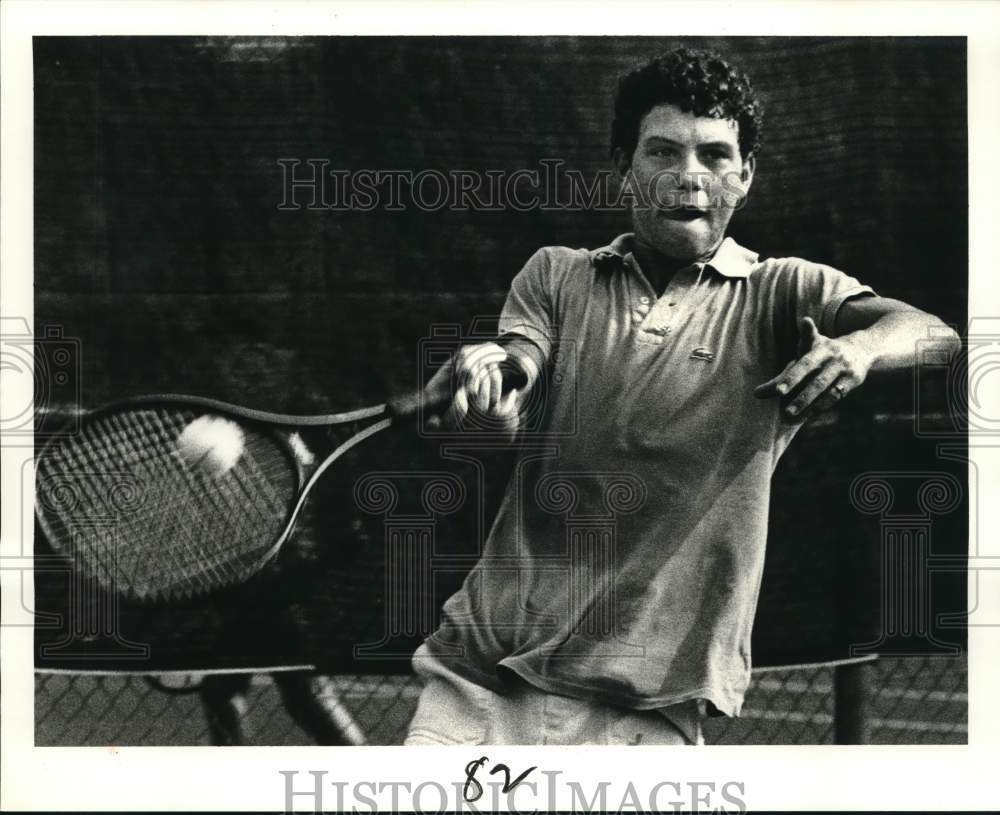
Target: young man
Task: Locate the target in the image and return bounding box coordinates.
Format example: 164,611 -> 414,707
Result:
404,47 -> 958,746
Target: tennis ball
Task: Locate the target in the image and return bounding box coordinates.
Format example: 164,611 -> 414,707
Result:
176,415 -> 245,477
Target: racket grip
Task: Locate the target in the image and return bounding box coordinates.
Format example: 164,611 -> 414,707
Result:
388,359 -> 529,421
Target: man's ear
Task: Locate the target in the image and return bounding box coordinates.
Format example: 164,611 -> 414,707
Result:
740,153 -> 756,190
612,147 -> 631,181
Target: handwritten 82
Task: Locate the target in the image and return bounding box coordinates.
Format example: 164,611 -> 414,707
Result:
462,756 -> 537,803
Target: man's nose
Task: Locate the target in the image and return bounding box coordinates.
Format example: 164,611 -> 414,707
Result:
677,153 -> 709,190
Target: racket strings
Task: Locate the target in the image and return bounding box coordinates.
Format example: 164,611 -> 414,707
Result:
136,409 -> 293,591
105,411 -> 218,591
43,410 -> 208,593
215,420 -> 290,521
180,411 -> 300,569
83,410 -> 280,595
61,415 -> 158,586
43,427 -> 123,587
37,407 -> 298,599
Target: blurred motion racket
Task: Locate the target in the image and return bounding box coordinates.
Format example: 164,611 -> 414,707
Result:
35,368 -> 524,602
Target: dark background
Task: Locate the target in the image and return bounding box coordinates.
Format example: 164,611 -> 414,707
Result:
33,36 -> 967,671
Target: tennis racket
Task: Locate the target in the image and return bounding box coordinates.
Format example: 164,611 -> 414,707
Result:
34,364 -> 526,602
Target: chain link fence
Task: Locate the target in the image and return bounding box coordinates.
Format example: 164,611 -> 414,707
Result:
36,655 -> 966,746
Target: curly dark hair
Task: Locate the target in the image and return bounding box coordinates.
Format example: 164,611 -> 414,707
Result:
610,47 -> 764,160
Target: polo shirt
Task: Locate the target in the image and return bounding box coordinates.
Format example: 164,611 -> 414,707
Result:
423,232 -> 876,720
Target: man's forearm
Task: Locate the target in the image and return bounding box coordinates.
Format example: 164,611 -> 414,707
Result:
841,310 -> 960,373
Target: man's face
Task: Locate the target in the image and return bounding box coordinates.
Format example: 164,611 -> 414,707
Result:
616,103 -> 754,262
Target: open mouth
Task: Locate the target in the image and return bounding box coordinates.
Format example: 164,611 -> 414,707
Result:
662,207 -> 708,222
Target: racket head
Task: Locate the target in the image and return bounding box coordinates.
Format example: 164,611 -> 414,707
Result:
35,397 -> 304,602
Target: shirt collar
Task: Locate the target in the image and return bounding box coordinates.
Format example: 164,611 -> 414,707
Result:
590,233 -> 758,279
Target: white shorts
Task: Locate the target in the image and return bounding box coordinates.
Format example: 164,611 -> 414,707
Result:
404,643 -> 703,746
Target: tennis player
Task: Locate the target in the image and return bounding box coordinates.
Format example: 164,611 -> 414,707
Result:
404,47 -> 959,746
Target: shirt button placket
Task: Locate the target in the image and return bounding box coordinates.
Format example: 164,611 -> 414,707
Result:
644,293 -> 673,340
634,297 -> 651,327
652,273 -> 693,339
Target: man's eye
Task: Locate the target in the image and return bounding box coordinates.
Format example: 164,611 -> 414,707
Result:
703,150 -> 730,162
653,147 -> 677,158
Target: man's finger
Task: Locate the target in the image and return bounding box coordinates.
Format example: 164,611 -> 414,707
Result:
488,364 -> 502,412
754,362 -> 795,398
812,376 -> 855,414
472,363 -> 501,413
773,345 -> 834,396
470,369 -> 489,413
785,367 -> 840,418
497,388 -> 521,440
755,348 -> 829,399
448,385 -> 470,428
499,388 -> 520,416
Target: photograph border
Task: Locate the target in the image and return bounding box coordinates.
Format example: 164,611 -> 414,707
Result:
3,1 -> 999,811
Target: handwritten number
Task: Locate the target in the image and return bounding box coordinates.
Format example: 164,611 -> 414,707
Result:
491,762 -> 538,791
463,756 -> 536,802
463,757 -> 488,802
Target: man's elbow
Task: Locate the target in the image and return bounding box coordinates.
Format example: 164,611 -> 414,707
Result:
918,314 -> 961,355
880,301 -> 960,353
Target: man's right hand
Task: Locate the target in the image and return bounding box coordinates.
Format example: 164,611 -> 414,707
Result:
425,342 -> 535,438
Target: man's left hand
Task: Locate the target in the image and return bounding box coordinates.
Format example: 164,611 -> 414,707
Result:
753,316 -> 874,419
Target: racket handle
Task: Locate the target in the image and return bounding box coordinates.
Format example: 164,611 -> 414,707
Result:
388,359 -> 528,420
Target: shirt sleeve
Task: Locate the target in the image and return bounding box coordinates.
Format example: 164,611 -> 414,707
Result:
770,260 -> 877,344
497,247 -> 557,364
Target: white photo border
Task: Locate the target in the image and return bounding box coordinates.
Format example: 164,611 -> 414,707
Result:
2,1 -> 998,811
